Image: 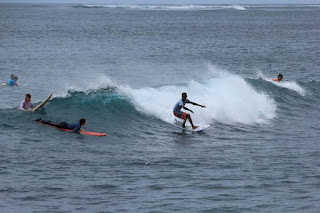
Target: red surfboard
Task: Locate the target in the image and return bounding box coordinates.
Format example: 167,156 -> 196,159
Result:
35,120 -> 107,137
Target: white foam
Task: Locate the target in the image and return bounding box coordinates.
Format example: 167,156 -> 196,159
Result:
228,5 -> 247,11
257,71 -> 307,96
271,80 -> 307,96
119,71 -> 276,125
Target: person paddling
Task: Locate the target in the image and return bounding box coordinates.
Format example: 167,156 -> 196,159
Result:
36,118 -> 86,133
7,74 -> 18,86
173,92 -> 206,129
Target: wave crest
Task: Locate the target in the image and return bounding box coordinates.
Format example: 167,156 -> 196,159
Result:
120,71 -> 275,125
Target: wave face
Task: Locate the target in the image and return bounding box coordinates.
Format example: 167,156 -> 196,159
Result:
8,70 -> 315,127
44,69 -> 315,129
32,69 -> 318,129
2,70 -> 318,128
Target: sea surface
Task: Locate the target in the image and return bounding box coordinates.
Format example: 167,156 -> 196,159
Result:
1,3 -> 320,212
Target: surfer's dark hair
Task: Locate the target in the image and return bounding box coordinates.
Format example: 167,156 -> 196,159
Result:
11,74 -> 18,80
79,118 -> 86,125
182,92 -> 187,96
26,94 -> 31,98
278,74 -> 283,78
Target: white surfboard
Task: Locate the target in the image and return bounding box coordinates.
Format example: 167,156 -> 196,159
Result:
182,124 -> 211,132
32,93 -> 53,112
2,83 -> 29,86
174,117 -> 211,132
174,123 -> 211,132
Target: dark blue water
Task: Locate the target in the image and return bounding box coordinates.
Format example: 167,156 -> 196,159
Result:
1,4 -> 320,212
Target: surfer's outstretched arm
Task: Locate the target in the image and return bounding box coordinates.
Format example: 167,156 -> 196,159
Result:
190,102 -> 206,108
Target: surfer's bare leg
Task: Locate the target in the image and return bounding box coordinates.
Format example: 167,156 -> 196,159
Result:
186,114 -> 198,129
182,117 -> 187,128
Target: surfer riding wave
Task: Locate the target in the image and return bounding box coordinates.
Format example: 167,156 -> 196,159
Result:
173,92 -> 206,129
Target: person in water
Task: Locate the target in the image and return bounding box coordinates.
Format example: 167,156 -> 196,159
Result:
273,74 -> 283,82
36,118 -> 86,133
173,92 -> 206,129
7,74 -> 18,86
19,93 -> 34,111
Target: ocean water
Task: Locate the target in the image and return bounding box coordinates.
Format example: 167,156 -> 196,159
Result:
1,3 -> 320,212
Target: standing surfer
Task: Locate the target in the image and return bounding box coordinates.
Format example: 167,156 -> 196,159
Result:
173,92 -> 206,129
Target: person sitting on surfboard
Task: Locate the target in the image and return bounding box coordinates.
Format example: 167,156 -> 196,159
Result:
173,92 -> 206,129
36,118 -> 86,133
273,74 -> 283,82
7,74 -> 18,86
19,93 -> 34,111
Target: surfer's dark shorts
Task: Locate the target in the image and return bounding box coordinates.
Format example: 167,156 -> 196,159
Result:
174,111 -> 189,120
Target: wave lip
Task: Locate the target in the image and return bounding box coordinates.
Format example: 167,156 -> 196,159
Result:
257,71 -> 307,96
271,81 -> 307,96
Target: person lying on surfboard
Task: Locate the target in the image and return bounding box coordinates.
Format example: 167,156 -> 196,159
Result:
173,92 -> 206,129
273,74 -> 283,82
19,93 -> 34,111
7,74 -> 18,86
35,118 -> 86,133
